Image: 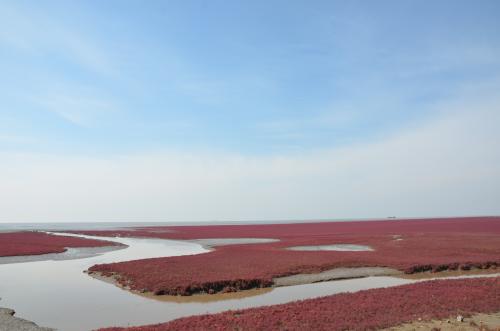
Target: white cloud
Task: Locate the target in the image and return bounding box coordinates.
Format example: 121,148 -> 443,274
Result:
0,92 -> 499,222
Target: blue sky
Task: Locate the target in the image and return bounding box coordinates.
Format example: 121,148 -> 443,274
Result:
1,1 -> 500,222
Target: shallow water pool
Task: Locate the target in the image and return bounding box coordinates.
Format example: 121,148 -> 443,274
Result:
287,244 -> 374,251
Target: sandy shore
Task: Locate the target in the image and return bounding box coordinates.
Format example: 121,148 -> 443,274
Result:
0,308 -> 54,331
382,311 -> 500,330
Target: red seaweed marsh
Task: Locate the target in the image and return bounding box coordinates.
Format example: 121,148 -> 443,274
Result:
0,231 -> 120,257
100,277 -> 500,331
82,217 -> 500,296
0,217 -> 499,331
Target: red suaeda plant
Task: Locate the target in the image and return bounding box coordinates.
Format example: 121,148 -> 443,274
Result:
98,277 -> 500,331
84,217 -> 500,296
0,231 -> 118,257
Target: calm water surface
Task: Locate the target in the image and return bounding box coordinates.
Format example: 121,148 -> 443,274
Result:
287,244 -> 374,251
0,233 -> 417,331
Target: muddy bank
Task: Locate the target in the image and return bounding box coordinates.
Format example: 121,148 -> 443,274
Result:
90,260 -> 500,299
0,245 -> 126,265
399,266 -> 499,280
89,263 -> 497,298
88,269 -> 272,296
404,261 -> 498,274
274,267 -> 401,286
0,308 -> 54,331
382,311 -> 500,331
89,269 -> 271,302
138,287 -> 274,303
90,266 -> 403,299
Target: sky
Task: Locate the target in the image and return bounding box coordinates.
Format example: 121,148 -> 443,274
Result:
1,0 -> 500,222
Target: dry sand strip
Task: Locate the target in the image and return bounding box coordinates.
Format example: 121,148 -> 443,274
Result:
0,308 -> 54,331
273,266 -> 401,286
382,312 -> 500,331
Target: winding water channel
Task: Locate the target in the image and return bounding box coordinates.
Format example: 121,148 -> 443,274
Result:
0,233 -> 493,331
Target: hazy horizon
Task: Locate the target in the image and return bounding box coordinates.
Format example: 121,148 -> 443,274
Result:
1,215 -> 499,225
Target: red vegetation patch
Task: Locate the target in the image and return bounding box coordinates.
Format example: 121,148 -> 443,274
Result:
99,277 -> 500,331
0,231 -> 118,257
86,217 -> 500,295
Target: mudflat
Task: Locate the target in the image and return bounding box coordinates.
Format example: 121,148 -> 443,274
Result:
273,266 -> 401,286
0,308 -> 54,331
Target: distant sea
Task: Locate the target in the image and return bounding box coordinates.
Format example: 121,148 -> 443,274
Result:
0,216 -> 477,232
0,222 -> 175,232
0,218 -> 394,232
